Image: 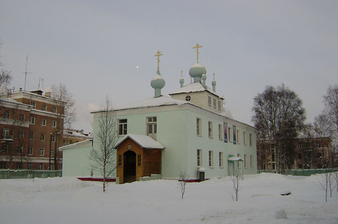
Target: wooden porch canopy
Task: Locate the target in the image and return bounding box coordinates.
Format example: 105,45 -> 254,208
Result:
114,134 -> 164,183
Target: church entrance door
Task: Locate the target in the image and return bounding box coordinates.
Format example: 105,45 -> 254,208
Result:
123,151 -> 136,183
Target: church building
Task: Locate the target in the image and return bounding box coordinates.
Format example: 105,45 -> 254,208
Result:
61,44 -> 257,183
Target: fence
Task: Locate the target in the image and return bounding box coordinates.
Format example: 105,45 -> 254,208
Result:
0,169 -> 62,179
258,168 -> 338,176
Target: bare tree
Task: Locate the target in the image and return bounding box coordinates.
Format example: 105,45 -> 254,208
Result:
89,97 -> 118,192
318,171 -> 336,202
323,85 -> 338,137
252,84 -> 306,173
50,83 -> 75,170
178,168 -> 189,199
51,83 -> 76,129
229,163 -> 241,202
314,114 -> 332,138
0,42 -> 12,95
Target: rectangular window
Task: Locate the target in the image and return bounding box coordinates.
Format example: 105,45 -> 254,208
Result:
52,120 -> 57,128
208,96 -> 211,107
244,154 -> 247,168
218,101 -> 221,111
237,153 -> 241,168
118,155 -> 122,166
224,122 -> 228,142
228,127 -> 232,142
27,163 -> 32,170
213,98 -> 216,109
42,119 -> 46,126
17,163 -> 22,169
52,107 -> 57,113
38,163 -> 43,170
233,125 -> 236,144
42,104 -> 47,111
237,130 -> 240,144
250,155 -> 253,168
243,132 -> 247,145
196,118 -> 202,136
219,152 -> 223,167
3,128 -> 10,138
51,134 -> 55,142
147,117 -> 157,135
18,130 -> 24,138
0,162 -> 6,169
40,134 -> 45,141
1,145 -> 8,153
30,117 -> 35,124
4,111 -> 10,119
209,151 -> 214,167
19,114 -> 25,121
51,149 -> 55,156
208,121 -> 213,138
29,132 -> 34,140
28,147 -> 33,155
31,102 -> 36,109
39,148 -> 44,156
118,119 -> 127,135
18,146 -> 23,154
138,155 -> 141,166
218,124 -> 222,140
197,149 -> 202,166
249,134 -> 253,146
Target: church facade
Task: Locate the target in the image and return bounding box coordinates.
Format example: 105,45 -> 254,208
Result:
61,45 -> 257,183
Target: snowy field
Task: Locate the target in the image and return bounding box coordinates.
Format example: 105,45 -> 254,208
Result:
1,173 -> 337,224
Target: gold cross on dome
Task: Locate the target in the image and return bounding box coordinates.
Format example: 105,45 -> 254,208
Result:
154,50 -> 163,70
193,43 -> 203,63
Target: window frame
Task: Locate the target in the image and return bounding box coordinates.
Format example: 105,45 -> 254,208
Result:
209,151 -> 214,167
197,149 -> 202,167
219,152 -> 224,167
208,121 -> 213,139
218,124 -> 223,140
30,117 -> 35,125
118,119 -> 128,135
196,118 -> 202,136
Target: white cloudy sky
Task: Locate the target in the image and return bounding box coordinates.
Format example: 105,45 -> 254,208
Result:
1,0 -> 337,132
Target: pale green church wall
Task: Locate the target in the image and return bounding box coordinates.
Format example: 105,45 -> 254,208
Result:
62,146 -> 93,177
114,105 -> 190,179
89,103 -> 257,180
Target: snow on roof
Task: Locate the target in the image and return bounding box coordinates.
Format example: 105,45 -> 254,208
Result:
97,96 -> 187,112
227,157 -> 243,161
114,134 -> 165,149
59,139 -> 93,151
63,130 -> 92,138
0,97 -> 30,106
170,82 -> 223,99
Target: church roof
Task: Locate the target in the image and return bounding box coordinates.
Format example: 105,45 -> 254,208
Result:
112,95 -> 187,111
59,139 -> 93,151
114,134 -> 165,149
170,82 -> 224,99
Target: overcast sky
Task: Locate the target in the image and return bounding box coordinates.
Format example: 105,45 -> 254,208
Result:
1,0 -> 337,133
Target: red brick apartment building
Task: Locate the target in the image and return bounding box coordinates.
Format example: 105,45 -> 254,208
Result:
257,137 -> 333,171
0,90 -> 64,170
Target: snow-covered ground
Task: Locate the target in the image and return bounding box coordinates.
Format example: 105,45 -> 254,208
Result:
1,173 -> 337,224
